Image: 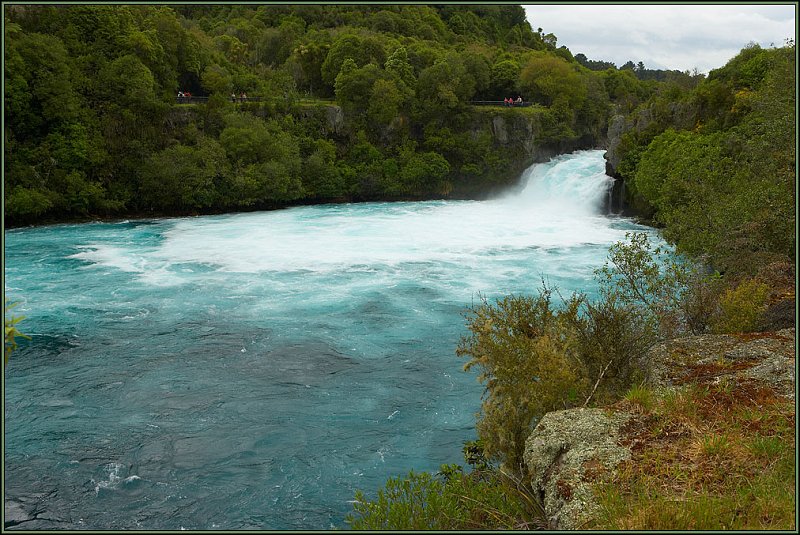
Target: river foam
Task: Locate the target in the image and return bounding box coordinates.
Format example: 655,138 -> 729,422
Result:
4,150 -> 654,529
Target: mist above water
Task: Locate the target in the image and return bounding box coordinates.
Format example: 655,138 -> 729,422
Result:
4,150 -> 653,530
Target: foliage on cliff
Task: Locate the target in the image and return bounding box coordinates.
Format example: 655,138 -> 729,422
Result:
609,42 -> 795,275
5,4 -> 664,225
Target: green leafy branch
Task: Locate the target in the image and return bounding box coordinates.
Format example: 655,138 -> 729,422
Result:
5,299 -> 30,366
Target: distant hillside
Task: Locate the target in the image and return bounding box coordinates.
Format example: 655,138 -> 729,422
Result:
5,4 -> 660,225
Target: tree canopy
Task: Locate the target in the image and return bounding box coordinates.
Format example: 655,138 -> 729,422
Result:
3,4 -> 702,225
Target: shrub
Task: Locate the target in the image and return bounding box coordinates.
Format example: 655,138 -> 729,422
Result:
5,186 -> 55,220
624,384 -> 655,412
595,231 -> 688,339
680,268 -> 725,334
346,466 -> 537,530
457,289 -> 585,473
561,292 -> 654,406
711,278 -> 770,333
4,300 -> 30,366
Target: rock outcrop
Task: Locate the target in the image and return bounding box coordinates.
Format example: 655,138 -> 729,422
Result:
523,408 -> 632,530
644,328 -> 795,398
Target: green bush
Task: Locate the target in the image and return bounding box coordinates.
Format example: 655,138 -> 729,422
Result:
457,289 -> 585,473
595,231 -> 688,339
680,268 -> 725,334
711,278 -> 770,333
346,467 -> 537,530
5,186 -> 55,219
5,300 -> 30,366
561,292 -> 654,406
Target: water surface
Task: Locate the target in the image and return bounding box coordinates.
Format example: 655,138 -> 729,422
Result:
4,150 -> 653,529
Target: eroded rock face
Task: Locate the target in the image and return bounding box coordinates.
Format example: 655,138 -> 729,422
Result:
604,114 -> 626,176
491,115 -> 509,144
324,105 -> 345,135
523,408 -> 632,530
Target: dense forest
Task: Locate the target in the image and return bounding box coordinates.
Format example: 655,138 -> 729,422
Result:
5,4 -> 689,226
606,40 -> 795,275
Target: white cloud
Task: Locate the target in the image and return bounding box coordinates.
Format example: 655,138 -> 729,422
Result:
524,4 -> 796,72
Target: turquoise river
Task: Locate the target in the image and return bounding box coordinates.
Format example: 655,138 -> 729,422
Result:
4,150 -> 654,529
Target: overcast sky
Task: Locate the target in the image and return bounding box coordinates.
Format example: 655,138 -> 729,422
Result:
523,4 -> 796,73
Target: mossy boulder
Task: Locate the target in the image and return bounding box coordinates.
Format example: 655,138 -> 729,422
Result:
523,408 -> 633,529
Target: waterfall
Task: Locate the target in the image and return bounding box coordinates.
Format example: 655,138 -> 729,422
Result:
505,151 -> 615,216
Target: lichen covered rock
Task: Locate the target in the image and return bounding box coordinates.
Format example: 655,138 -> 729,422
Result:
644,328 -> 795,397
523,408 -> 632,529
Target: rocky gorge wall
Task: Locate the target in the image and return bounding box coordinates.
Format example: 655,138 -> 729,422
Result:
295,103 -> 603,199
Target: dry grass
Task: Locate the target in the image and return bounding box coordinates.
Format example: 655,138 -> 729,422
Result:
595,378 -> 795,530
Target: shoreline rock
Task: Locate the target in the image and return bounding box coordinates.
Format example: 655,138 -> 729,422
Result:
523,408 -> 633,530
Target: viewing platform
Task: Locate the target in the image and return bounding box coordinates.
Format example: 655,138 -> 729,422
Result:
469,100 -> 532,107
175,96 -> 531,107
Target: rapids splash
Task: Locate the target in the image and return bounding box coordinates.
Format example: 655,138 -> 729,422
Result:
4,150 -> 653,529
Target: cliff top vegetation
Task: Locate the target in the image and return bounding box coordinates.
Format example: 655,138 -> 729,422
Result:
5,4 -> 683,225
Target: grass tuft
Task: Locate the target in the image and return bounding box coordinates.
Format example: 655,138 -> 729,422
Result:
593,377 -> 795,530
624,384 -> 656,412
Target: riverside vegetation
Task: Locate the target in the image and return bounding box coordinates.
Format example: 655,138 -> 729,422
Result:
343,20 -> 795,535
5,4 -> 690,225
3,4 -> 795,531
347,232 -> 794,530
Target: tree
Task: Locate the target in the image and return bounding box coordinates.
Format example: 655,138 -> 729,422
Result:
252,15 -> 304,67
302,139 -> 344,198
138,137 -> 229,210
288,33 -> 329,95
201,63 -> 234,95
489,59 -> 520,99
5,32 -> 82,137
415,55 -> 476,116
334,59 -> 385,118
367,78 -> 406,127
602,68 -> 646,111
321,33 -> 385,89
384,46 -> 415,88
518,52 -> 585,107
99,54 -> 159,110
398,151 -> 450,194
